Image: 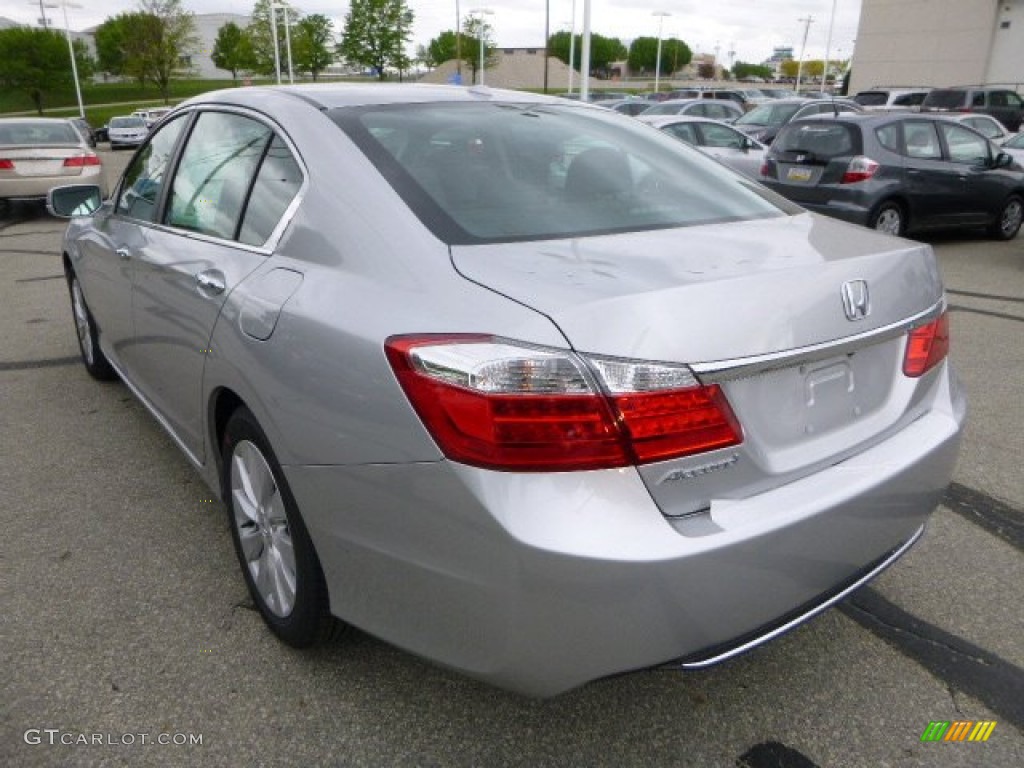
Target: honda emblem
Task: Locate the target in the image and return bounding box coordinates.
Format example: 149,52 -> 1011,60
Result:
841,280 -> 870,321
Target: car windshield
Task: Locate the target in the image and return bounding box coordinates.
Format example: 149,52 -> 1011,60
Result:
0,121 -> 80,145
111,117 -> 146,128
924,90 -> 967,109
332,102 -> 794,245
1003,133 -> 1024,149
735,102 -> 803,127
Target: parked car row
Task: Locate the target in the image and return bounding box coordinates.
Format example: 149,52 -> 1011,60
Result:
853,85 -> 1024,131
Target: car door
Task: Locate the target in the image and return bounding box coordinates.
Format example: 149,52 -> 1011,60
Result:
934,121 -> 1006,226
695,122 -> 762,177
898,120 -> 965,228
125,110 -> 277,462
77,114 -> 191,367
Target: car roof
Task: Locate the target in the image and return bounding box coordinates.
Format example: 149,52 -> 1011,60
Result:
637,115 -> 724,126
184,84 -> 562,112
0,116 -> 83,125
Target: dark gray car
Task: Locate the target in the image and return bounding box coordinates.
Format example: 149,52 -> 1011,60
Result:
760,113 -> 1024,239
920,86 -> 1024,132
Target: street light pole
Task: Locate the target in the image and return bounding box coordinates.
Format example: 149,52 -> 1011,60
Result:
652,11 -> 670,94
822,0 -> 838,91
795,15 -> 813,94
270,2 -> 281,84
455,0 -> 462,82
567,0 -> 577,93
579,0 -> 591,102
44,1 -> 84,118
471,9 -> 493,86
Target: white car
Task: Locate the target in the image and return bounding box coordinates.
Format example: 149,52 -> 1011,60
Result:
639,114 -> 766,179
107,116 -> 149,150
1002,132 -> 1024,165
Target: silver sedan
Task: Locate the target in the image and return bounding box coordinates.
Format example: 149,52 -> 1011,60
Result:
50,85 -> 965,697
638,114 -> 767,178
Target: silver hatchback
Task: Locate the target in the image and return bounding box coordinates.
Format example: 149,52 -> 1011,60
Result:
50,85 -> 965,697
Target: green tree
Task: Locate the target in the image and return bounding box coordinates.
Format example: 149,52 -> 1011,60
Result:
547,31 -> 627,77
779,59 -> 799,78
732,61 -> 773,81
460,14 -> 495,84
137,0 -> 200,101
211,21 -> 257,81
293,14 -> 335,81
339,0 -> 414,81
628,36 -> 689,77
0,27 -> 76,113
94,13 -> 145,83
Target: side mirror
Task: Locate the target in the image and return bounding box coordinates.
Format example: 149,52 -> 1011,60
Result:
47,184 -> 103,218
992,152 -> 1014,169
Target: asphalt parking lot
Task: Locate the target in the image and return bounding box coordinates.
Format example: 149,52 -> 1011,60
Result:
2,148 -> 1022,767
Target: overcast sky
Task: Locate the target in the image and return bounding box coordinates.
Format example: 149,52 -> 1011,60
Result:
2,0 -> 863,67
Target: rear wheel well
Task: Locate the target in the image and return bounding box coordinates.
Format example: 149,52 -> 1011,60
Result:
211,388 -> 245,474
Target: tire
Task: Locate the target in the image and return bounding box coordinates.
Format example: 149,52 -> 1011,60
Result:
221,407 -> 339,648
988,195 -> 1023,241
68,272 -> 117,380
870,201 -> 905,236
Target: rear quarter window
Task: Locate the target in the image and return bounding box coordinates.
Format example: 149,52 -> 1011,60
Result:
854,92 -> 888,107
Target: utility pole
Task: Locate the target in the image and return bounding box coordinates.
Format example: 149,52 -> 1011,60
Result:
543,0 -> 549,93
652,11 -> 670,93
822,0 -> 838,91
795,15 -> 814,94
455,0 -> 462,83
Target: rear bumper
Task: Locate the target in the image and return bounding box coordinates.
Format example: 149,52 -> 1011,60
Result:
285,366 -> 965,697
0,166 -> 106,201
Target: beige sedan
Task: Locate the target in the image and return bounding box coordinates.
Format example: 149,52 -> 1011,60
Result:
0,117 -> 107,212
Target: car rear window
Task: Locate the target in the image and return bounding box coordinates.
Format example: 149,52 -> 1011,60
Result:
923,90 -> 967,109
111,117 -> 146,128
735,102 -> 802,127
0,121 -> 80,145
331,102 -> 796,245
772,122 -> 860,160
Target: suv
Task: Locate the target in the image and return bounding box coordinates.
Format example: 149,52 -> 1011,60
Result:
853,87 -> 932,112
760,113 -> 1024,239
920,87 -> 1024,131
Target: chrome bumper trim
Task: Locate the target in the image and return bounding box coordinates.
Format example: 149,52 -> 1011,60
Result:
675,523 -> 925,670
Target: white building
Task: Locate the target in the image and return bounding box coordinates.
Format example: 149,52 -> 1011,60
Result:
850,0 -> 1024,93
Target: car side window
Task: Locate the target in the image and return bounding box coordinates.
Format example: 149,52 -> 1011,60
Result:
937,123 -> 989,165
699,123 -> 743,149
972,92 -> 985,108
989,92 -> 1007,107
875,123 -> 901,153
664,123 -> 698,145
239,136 -> 304,246
1007,92 -> 1023,107
902,122 -> 941,159
166,112 -> 272,240
115,115 -> 188,222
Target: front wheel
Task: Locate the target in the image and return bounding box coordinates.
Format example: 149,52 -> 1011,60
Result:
68,272 -> 116,380
222,407 -> 339,648
988,195 -> 1023,241
870,201 -> 905,236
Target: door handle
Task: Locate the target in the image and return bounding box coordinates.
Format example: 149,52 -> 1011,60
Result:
116,248 -> 131,261
195,270 -> 226,296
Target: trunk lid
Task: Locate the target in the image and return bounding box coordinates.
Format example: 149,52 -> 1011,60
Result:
451,213 -> 945,518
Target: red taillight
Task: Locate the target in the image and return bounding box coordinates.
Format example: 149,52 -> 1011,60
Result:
0,158 -> 13,170
63,154 -> 101,167
759,161 -> 770,177
841,156 -> 880,184
903,312 -> 950,378
385,336 -> 743,472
